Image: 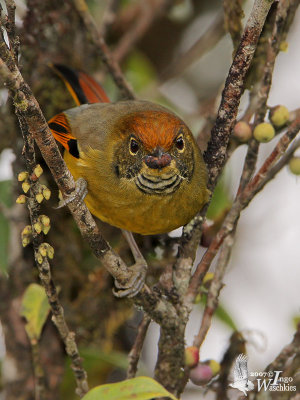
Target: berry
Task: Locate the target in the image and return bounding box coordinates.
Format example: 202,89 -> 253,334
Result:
270,105 -> 289,128
288,157 -> 300,176
253,122 -> 275,143
208,359 -> 220,375
189,363 -> 213,386
185,346 -> 199,368
189,359 -> 221,386
233,121 -> 252,142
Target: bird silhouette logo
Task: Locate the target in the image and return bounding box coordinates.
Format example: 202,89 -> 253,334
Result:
229,354 -> 254,396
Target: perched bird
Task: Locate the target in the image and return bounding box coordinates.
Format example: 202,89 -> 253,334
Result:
48,65 -> 209,295
49,65 -> 209,235
229,354 -> 254,396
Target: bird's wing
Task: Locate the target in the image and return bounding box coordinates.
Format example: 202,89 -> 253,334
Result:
48,112 -> 79,158
233,354 -> 249,383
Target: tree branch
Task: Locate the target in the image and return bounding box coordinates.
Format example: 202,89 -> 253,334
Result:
127,314 -> 151,379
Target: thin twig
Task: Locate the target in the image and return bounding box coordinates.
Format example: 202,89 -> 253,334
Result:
72,0 -> 135,99
193,231 -> 235,349
223,0 -> 244,49
127,314 -> 151,379
100,0 -> 121,39
266,137 -> 300,180
162,13 -> 225,81
114,0 -> 174,64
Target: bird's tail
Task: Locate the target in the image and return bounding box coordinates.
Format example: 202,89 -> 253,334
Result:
50,64 -> 110,105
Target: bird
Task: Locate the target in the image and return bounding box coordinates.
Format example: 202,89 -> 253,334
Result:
48,65 -> 209,296
229,354 -> 254,396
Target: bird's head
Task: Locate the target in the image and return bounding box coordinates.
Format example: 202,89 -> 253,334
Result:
113,109 -> 197,195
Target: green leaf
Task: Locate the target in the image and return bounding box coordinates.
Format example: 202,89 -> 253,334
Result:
82,377 -> 178,400
213,303 -> 237,331
20,283 -> 50,341
206,175 -> 232,220
199,296 -> 237,331
80,348 -> 129,370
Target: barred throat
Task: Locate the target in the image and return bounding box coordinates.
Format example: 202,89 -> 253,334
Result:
135,172 -> 182,195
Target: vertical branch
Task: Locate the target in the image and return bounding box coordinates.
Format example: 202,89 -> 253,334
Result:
193,232 -> 235,350
204,0 -> 274,190
127,314 -> 151,379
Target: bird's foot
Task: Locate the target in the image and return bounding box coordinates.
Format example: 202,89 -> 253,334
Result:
56,178 -> 88,209
113,260 -> 147,298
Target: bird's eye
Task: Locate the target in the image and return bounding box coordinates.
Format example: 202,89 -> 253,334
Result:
175,135 -> 184,152
129,138 -> 139,155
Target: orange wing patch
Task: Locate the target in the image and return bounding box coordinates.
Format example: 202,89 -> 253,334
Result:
48,113 -> 79,158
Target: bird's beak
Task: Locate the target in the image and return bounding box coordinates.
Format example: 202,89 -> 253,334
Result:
144,147 -> 172,169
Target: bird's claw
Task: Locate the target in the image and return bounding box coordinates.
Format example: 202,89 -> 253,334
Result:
56,178 -> 88,209
113,260 -> 147,298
